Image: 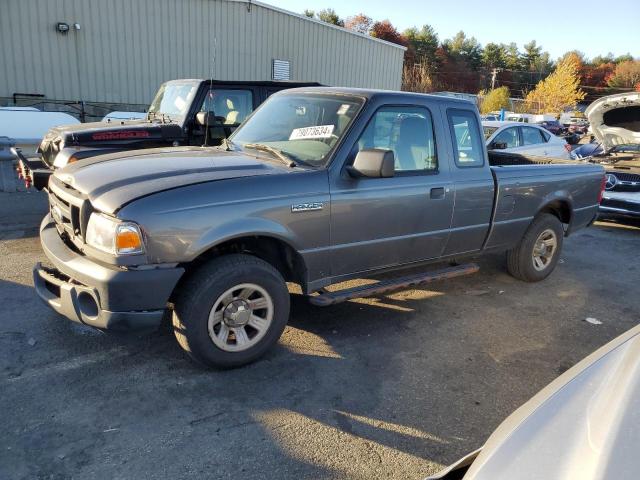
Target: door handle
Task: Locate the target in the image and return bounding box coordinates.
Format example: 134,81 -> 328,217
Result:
430,187 -> 446,199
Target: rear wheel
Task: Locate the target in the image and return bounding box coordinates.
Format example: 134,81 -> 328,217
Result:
506,213 -> 564,282
172,254 -> 290,368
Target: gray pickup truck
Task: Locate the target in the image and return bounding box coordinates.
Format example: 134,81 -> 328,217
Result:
34,87 -> 605,368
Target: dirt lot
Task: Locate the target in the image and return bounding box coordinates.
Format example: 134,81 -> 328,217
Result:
1,191 -> 638,480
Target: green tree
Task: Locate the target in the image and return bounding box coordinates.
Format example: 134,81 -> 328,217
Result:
502,42 -> 522,70
522,40 -> 542,70
403,25 -> 439,62
444,31 -> 482,70
482,43 -> 506,69
303,9 -> 315,18
478,86 -> 511,113
614,53 -> 635,64
525,54 -> 586,114
316,8 -> 344,26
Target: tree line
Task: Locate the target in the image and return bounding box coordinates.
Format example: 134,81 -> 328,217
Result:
303,8 -> 640,106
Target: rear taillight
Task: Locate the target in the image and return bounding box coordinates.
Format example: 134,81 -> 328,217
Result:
597,175 -> 606,203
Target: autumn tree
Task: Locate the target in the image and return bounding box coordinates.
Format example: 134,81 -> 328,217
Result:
478,86 -> 511,113
524,53 -> 585,114
345,13 -> 372,34
370,20 -> 405,45
607,60 -> 640,90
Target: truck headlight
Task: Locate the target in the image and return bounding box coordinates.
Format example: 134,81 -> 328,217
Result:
85,213 -> 145,255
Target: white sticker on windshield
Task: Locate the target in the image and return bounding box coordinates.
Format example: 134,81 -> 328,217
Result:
289,124 -> 335,140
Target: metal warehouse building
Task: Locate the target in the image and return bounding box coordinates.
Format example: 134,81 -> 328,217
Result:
0,0 -> 405,109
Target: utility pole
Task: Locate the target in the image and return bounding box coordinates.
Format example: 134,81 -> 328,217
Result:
491,68 -> 502,90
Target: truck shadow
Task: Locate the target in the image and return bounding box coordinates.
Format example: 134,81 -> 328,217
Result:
3,222 -> 639,479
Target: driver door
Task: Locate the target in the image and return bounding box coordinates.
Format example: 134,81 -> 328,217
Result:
329,105 -> 454,277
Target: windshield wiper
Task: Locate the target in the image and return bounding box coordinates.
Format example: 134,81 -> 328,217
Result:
243,143 -> 297,167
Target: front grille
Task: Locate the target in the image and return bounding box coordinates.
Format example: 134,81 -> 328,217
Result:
610,171 -> 640,183
48,176 -> 93,247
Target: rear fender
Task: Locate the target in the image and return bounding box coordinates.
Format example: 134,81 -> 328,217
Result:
536,191 -> 573,233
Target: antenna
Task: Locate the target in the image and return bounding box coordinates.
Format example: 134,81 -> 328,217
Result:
204,37 -> 217,147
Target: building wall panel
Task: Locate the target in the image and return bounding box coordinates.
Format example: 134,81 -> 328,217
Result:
0,0 -> 405,106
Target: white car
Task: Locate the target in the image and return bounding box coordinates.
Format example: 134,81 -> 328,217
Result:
483,121 -> 570,159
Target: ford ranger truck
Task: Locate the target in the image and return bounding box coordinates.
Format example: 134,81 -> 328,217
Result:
34,87 -> 606,368
15,78 -> 320,190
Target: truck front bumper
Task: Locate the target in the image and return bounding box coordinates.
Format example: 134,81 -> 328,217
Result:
34,215 -> 184,331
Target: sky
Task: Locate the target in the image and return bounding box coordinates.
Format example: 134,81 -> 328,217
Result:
266,0 -> 640,60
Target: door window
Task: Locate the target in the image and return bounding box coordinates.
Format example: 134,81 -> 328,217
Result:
354,106 -> 437,172
493,127 -> 520,148
447,109 -> 484,167
200,89 -> 253,126
521,126 -> 546,145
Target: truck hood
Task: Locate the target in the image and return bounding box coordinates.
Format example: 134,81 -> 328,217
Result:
585,92 -> 640,150
456,323 -> 640,480
54,147 -> 294,214
39,119 -> 182,156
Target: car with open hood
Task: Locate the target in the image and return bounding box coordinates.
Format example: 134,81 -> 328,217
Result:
572,92 -> 640,220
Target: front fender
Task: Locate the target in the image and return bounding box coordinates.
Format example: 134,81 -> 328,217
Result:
186,217 -> 304,261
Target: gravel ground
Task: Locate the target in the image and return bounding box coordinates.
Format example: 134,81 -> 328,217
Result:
1,191 -> 638,480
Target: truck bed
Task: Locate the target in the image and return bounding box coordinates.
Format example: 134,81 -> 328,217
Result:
485,151 -> 604,251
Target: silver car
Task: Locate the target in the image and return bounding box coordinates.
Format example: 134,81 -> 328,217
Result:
428,323 -> 640,479
483,121 -> 571,159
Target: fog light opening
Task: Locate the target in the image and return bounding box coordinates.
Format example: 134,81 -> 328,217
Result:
78,291 -> 99,319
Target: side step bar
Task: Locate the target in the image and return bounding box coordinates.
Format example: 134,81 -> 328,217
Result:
308,263 -> 479,307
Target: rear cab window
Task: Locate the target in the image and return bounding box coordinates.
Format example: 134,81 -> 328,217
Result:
447,109 -> 485,167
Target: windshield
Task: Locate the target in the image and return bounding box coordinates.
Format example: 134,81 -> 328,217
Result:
230,93 -> 365,167
483,126 -> 498,139
148,81 -> 199,119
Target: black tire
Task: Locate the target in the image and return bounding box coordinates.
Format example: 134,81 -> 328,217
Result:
172,254 -> 290,368
506,213 -> 564,282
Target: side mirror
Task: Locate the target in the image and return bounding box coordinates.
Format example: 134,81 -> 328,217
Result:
491,142 -> 507,150
347,149 -> 395,178
196,111 -> 213,127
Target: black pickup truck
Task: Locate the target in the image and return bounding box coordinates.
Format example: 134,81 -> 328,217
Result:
15,79 -> 319,189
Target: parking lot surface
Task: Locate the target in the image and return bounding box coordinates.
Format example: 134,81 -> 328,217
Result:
1,191 -> 639,480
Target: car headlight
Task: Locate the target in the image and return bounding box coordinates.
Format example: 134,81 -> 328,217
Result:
85,213 -> 145,255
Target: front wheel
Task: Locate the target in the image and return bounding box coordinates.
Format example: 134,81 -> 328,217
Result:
506,213 -> 564,282
172,254 -> 290,368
